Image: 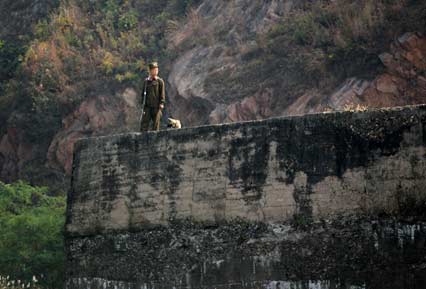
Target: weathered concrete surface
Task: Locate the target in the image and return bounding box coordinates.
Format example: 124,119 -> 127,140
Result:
66,104 -> 426,237
65,104 -> 426,289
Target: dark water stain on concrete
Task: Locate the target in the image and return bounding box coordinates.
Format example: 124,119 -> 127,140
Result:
228,125 -> 270,204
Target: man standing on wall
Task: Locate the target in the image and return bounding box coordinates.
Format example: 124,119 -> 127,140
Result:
140,61 -> 166,132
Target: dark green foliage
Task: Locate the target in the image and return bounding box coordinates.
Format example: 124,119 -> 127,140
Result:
118,9 -> 139,31
0,181 -> 66,289
168,0 -> 203,15
0,39 -> 27,94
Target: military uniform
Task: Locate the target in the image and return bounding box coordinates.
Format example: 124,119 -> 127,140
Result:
140,62 -> 166,131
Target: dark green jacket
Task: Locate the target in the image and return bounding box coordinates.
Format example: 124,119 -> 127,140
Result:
141,76 -> 166,108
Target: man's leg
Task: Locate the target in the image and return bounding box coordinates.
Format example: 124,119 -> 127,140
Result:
153,108 -> 162,131
140,107 -> 151,132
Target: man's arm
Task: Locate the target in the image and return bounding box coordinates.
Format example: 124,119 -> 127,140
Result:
159,78 -> 166,106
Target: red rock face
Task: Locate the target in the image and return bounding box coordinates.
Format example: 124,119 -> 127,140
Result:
0,88 -> 139,182
221,88 -> 274,123
322,33 -> 426,112
363,33 -> 425,104
47,88 -> 139,175
273,33 -> 426,116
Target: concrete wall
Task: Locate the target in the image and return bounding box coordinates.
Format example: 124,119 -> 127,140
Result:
65,104 -> 426,237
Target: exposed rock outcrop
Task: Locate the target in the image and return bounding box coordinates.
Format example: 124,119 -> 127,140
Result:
47,88 -> 140,175
324,32 -> 426,112
166,1 -> 426,125
283,33 -> 426,115
167,1 -> 292,125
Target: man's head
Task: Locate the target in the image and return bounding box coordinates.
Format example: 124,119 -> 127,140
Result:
148,62 -> 159,78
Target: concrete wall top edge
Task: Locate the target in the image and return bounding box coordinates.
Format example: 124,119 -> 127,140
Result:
73,104 -> 426,153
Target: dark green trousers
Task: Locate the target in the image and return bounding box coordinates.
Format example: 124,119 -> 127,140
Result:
140,107 -> 162,131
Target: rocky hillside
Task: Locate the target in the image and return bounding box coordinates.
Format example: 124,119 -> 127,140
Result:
168,1 -> 426,124
0,0 -> 425,193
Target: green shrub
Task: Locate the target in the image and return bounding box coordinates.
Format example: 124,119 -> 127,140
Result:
34,20 -> 51,41
0,181 -> 66,289
118,9 -> 139,31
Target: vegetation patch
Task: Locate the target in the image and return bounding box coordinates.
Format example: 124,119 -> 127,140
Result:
0,181 -> 65,289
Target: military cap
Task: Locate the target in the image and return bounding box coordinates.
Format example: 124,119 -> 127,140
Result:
148,62 -> 159,69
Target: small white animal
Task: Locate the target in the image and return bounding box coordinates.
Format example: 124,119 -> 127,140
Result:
167,118 -> 182,129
